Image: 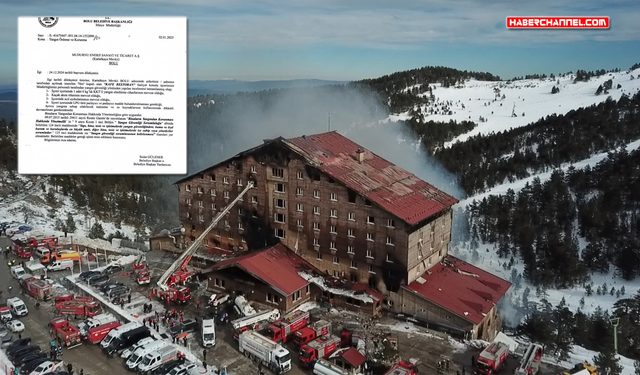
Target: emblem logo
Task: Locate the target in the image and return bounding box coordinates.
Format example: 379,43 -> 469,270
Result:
38,17 -> 59,28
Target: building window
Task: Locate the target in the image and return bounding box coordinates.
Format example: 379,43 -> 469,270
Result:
210,174 -> 216,181
238,222 -> 244,230
330,193 -> 337,201
292,290 -> 301,302
185,184 -> 191,192
272,168 -> 284,178
197,187 -> 204,194
250,165 -> 256,173
297,204 -> 304,212
266,293 -> 276,303
332,256 -> 339,264
211,203 -> 216,210
251,196 -> 258,203
275,198 -> 286,208
313,222 -> 320,230
275,228 -> 286,239
214,278 -> 225,288
313,238 -> 319,246
366,233 -> 374,241
386,254 -> 393,262
297,171 -> 304,179
199,174 -> 204,180
223,177 -> 229,184
275,213 -> 286,223
313,206 -> 320,215
330,226 -> 337,234
242,236 -> 246,243
316,252 -> 322,260
306,285 -> 310,295
186,212 -> 191,219
197,201 -> 203,207
366,249 -> 373,258
365,199 -> 372,206
198,214 -> 204,222
350,260 -> 357,269
215,230 -> 220,237
347,229 -> 355,238
348,212 -> 355,221
367,216 -> 375,224
223,191 -> 230,198
210,189 -> 216,196
368,265 -> 376,274
296,188 -> 303,196
347,190 -> 356,203
330,242 -> 336,250
297,219 -> 303,227
185,198 -> 192,206
347,246 -> 355,254
238,208 -> 243,216
314,190 -> 320,199
386,236 -> 395,245
387,219 -> 395,228
237,179 -> 243,186
330,209 -> 337,218
223,220 -> 229,228
275,183 -> 285,193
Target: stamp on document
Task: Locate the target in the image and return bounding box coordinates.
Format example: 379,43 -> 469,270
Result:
38,17 -> 59,28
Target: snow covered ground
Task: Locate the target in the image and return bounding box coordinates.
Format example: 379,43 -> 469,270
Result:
388,67 -> 640,147
557,345 -> 637,375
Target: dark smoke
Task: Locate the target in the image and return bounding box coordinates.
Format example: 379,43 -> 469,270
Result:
187,84 -> 465,200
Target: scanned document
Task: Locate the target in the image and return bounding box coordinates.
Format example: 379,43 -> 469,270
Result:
18,17 -> 187,174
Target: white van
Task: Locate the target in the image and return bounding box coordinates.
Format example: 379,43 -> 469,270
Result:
10,266 -> 26,279
202,319 -> 215,347
47,259 -> 74,272
7,297 -> 28,317
125,339 -> 168,370
121,337 -> 155,359
34,247 -> 50,259
78,313 -> 117,336
100,321 -> 142,349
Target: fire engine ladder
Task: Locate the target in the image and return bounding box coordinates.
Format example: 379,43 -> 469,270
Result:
516,343 -> 541,374
156,181 -> 254,291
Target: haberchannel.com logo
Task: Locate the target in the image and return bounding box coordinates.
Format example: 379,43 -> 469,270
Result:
507,17 -> 610,29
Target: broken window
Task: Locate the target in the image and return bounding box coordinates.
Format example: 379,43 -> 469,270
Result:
272,168 -> 284,178
275,228 -> 286,239
347,190 -> 356,203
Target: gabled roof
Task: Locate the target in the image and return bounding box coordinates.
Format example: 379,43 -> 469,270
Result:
330,347 -> 366,368
204,244 -> 316,296
176,131 -> 458,225
405,256 -> 511,325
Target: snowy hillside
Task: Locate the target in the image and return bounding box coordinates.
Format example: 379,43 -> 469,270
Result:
389,67 -> 640,146
0,172 -> 144,244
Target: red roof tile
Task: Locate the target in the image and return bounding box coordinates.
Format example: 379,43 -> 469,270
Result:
284,132 -> 458,225
405,256 -> 511,325
205,244 -> 315,296
338,347 -> 366,368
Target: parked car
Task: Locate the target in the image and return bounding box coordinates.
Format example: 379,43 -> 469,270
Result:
103,265 -> 124,275
208,293 -> 231,307
87,274 -> 110,286
107,285 -> 131,299
151,360 -> 182,375
14,351 -> 46,366
78,271 -> 101,281
18,357 -> 49,374
168,319 -> 198,339
9,345 -> 39,360
6,338 -> 31,352
100,281 -> 124,293
102,282 -> 126,295
6,319 -> 25,333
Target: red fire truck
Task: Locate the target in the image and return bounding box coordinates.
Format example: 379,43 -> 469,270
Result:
12,240 -> 32,258
384,360 -> 419,375
49,317 -> 82,348
298,335 -> 340,368
264,310 -> 310,344
293,319 -> 331,347
55,299 -> 102,319
24,278 -> 52,301
86,321 -> 121,344
475,342 -> 510,375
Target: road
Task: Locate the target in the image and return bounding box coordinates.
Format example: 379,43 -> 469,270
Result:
0,236 -> 126,375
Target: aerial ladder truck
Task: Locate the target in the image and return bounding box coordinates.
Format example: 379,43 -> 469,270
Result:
154,182 -> 254,304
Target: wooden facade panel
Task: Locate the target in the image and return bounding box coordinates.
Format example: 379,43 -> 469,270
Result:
406,209 -> 453,284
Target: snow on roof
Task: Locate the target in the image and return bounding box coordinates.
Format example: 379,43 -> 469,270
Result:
298,271 -> 377,304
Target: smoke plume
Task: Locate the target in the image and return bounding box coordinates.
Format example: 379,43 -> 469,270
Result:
187,84 -> 465,200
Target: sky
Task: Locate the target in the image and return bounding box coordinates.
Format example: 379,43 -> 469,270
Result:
0,0 -> 639,84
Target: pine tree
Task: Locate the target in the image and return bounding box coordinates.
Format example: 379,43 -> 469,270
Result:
65,213 -> 77,233
585,284 -> 593,296
579,297 -> 585,309
610,287 -> 615,296
634,360 -> 640,375
597,286 -> 602,295
594,347 -> 623,375
88,222 -> 105,239
621,286 -> 626,295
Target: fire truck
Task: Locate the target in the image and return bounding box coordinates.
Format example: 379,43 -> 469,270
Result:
136,269 -> 151,285
298,334 -> 340,368
264,310 -> 310,344
26,236 -> 58,248
55,298 -> 103,319
49,317 -> 82,348
12,240 -> 32,258
232,309 -> 282,339
384,360 -> 419,375
24,278 -> 53,301
293,319 -> 331,347
475,342 -> 510,375
515,343 -> 544,375
155,182 -> 254,304
132,255 -> 146,270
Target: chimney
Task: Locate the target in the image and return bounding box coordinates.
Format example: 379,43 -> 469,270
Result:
356,148 -> 365,162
